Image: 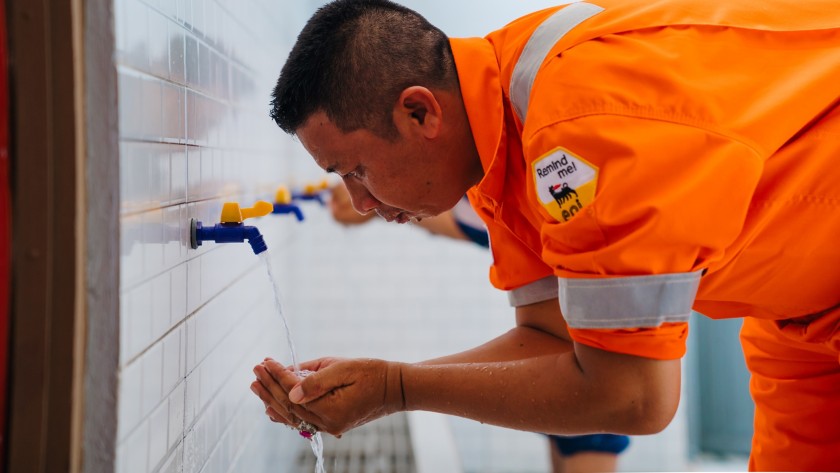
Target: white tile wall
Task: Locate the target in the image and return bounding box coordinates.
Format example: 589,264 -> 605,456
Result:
114,1 -> 696,473
116,0 -> 317,472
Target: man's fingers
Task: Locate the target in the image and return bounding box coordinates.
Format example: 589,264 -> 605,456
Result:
251,380 -> 293,419
250,375 -> 329,434
251,381 -> 298,426
263,359 -> 302,391
265,406 -> 287,424
285,358 -> 351,405
254,363 -> 295,401
299,357 -> 343,372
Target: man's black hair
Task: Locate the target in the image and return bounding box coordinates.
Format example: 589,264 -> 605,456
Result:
270,0 -> 458,138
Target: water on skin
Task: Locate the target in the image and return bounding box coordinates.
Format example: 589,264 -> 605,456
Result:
259,252 -> 326,473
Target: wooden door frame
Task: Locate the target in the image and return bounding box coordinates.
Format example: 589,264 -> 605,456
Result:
6,0 -> 118,471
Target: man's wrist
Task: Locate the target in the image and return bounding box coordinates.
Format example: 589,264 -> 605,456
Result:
385,361 -> 407,413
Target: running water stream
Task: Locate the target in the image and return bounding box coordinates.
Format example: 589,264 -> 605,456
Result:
259,252 -> 326,473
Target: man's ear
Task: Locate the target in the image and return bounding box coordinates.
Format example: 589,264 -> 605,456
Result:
393,86 -> 442,139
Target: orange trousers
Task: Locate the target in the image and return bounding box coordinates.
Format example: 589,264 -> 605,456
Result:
740,306 -> 840,471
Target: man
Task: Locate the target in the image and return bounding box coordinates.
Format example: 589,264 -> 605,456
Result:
329,182 -> 631,472
251,0 -> 840,470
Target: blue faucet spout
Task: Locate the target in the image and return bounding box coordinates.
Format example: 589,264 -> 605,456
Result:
292,192 -> 326,206
190,220 -> 268,255
243,226 -> 268,254
272,203 -> 304,221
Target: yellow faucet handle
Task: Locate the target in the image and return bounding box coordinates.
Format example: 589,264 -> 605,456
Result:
303,179 -> 330,195
275,185 -> 292,205
220,200 -> 273,223
242,201 -> 273,220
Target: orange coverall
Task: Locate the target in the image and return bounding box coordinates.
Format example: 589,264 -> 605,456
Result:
450,0 -> 840,469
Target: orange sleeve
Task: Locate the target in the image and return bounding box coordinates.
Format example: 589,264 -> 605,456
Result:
568,323 -> 689,360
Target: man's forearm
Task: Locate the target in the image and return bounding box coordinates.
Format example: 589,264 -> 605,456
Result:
420,325 -> 574,365
400,342 -> 681,436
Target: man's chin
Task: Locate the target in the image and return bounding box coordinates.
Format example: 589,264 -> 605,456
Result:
377,207 -> 436,223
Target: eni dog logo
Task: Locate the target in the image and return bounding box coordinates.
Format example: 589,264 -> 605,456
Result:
532,147 -> 598,222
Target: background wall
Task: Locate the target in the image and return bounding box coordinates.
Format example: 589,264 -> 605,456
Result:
114,1 -> 747,472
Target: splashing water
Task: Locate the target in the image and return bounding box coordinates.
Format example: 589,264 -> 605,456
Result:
310,432 -> 325,472
259,252 -> 326,473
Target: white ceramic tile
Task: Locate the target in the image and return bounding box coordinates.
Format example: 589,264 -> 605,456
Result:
168,21 -> 186,85
142,208 -> 165,278
186,145 -> 201,201
148,400 -> 169,470
148,10 -> 169,79
184,372 -> 199,433
194,94 -> 208,147
121,0 -> 149,71
202,2 -> 215,45
162,205 -> 183,268
184,35 -> 199,89
161,84 -> 184,144
151,272 -> 171,340
168,381 -> 186,450
142,343 -> 164,417
155,146 -> 172,204
119,419 -> 149,473
120,141 -> 149,213
200,149 -> 214,197
198,42 -> 211,94
175,0 -> 186,24
141,78 -> 163,140
118,73 -> 143,141
170,262 -> 188,326
186,419 -> 209,473
158,0 -> 176,19
212,53 -> 227,103
125,281 -> 152,361
162,326 -> 182,394
159,445 -> 183,473
185,315 -> 197,375
186,255 -> 201,316
191,0 -> 204,39
170,147 -> 188,205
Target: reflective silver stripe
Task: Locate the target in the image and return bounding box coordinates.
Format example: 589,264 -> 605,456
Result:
508,276 -> 558,307
510,2 -> 604,122
559,271 -> 702,328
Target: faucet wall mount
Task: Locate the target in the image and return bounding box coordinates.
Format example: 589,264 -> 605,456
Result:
190,201 -> 273,255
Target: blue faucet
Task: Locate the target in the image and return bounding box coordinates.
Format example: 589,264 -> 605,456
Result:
292,180 -> 329,206
190,201 -> 273,255
272,185 -> 305,221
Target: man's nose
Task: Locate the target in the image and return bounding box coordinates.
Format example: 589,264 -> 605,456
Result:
346,180 -> 380,213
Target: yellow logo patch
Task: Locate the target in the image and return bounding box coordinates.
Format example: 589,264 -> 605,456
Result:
532,147 -> 598,222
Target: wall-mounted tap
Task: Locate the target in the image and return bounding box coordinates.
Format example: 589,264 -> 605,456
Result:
291,179 -> 330,206
272,186 -> 304,221
190,201 -> 273,255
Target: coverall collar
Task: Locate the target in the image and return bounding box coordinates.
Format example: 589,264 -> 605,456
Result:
450,37 -> 506,205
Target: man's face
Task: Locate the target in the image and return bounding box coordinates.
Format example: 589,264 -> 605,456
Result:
297,111 -> 466,223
